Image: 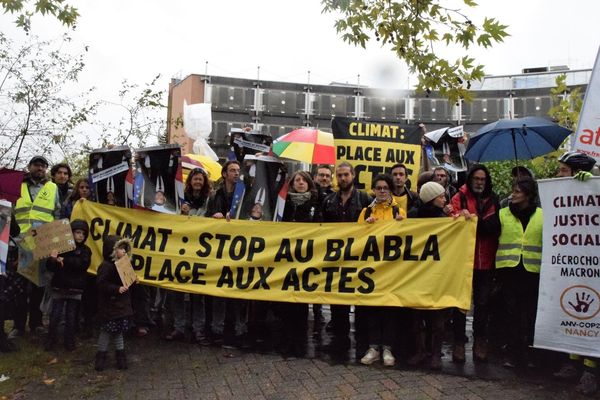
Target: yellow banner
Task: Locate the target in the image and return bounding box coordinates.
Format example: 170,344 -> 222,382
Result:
72,200 -> 476,310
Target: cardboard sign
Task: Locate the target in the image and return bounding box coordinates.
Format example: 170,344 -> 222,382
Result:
115,254 -> 137,288
31,219 -> 75,260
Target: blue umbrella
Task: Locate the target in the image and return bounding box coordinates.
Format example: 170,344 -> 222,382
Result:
464,117 -> 571,163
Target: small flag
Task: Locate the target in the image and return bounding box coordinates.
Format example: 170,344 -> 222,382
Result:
125,168 -> 134,208
273,180 -> 288,222
229,180 -> 245,219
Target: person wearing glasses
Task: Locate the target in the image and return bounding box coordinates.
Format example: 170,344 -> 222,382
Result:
357,174 -> 405,367
450,164 -> 500,364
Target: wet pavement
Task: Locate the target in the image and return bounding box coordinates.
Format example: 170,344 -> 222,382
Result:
6,305 -> 591,399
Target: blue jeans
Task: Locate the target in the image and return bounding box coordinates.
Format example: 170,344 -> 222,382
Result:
48,297 -> 79,345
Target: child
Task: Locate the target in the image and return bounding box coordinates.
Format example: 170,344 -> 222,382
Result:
95,236 -> 135,371
45,219 -> 92,351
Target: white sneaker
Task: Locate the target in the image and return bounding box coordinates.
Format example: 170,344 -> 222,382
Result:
383,348 -> 396,367
360,348 -> 380,365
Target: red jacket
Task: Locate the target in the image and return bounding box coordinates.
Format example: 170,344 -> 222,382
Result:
451,184 -> 500,270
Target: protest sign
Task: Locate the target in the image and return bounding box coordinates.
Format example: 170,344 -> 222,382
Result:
331,117 -> 422,190
115,254 -> 137,288
30,219 -> 75,260
134,144 -> 182,214
72,199 -> 476,309
89,146 -> 132,207
572,47 -> 600,163
534,177 -> 600,357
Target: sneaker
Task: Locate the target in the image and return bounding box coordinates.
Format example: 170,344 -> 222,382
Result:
502,358 -> 516,369
452,343 -> 465,364
553,363 -> 579,381
382,348 -> 395,367
360,348 -> 380,365
576,371 -> 598,395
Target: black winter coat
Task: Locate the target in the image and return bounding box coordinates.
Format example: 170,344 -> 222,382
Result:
408,199 -> 447,219
282,194 -> 321,223
96,236 -> 133,322
46,243 -> 91,293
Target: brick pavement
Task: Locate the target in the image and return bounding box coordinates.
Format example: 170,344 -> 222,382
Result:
12,334 -> 587,400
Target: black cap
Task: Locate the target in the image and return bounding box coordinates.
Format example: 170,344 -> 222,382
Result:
28,155 -> 49,167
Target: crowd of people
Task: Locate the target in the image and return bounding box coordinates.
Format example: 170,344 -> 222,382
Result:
0,149 -> 599,395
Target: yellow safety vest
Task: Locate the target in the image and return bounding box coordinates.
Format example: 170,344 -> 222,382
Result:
14,181 -> 57,233
496,207 -> 543,273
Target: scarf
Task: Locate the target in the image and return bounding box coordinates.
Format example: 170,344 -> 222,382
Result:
288,191 -> 312,206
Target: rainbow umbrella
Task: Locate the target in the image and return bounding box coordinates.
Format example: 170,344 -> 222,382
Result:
271,128 -> 335,164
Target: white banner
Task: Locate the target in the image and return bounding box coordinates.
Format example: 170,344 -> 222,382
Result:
572,46 -> 600,163
534,177 -> 600,357
90,161 -> 130,183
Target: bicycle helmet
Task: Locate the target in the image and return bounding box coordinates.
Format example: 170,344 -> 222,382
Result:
558,151 -> 596,172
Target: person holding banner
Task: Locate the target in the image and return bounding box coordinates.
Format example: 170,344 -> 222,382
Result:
61,178 -> 91,219
390,163 -> 418,215
358,174 -> 405,367
552,151 -> 599,395
165,167 -> 211,344
279,170 -> 321,358
407,181 -> 459,369
495,177 -> 542,369
321,162 -> 372,359
450,164 -> 500,363
205,160 -> 245,349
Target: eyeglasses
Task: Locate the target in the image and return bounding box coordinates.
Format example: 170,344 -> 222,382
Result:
374,186 -> 389,192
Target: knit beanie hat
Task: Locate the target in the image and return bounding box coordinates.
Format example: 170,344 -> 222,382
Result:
419,181 -> 446,204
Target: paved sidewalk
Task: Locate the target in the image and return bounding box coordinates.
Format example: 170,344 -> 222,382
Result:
10,335 -> 586,400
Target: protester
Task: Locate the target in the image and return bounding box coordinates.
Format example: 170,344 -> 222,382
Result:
206,160 -> 246,348
407,181 -> 467,369
278,170 -> 321,357
313,164 -> 334,197
499,166 -> 534,208
45,220 -> 91,351
552,151 -> 599,395
358,174 -> 404,367
180,167 -> 211,216
0,215 -> 20,352
95,236 -> 135,371
165,168 -> 211,344
11,155 -> 61,339
321,162 -> 371,359
432,166 -> 457,201
311,164 -> 334,329
495,177 -> 542,369
390,163 -> 418,214
61,178 -> 91,219
50,162 -> 73,206
450,164 -> 500,363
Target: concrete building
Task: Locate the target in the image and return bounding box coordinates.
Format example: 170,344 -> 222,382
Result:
166,68 -> 591,158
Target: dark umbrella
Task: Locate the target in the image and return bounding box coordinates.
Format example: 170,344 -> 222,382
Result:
464,117 -> 571,163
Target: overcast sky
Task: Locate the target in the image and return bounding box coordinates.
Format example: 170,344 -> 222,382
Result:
2,0 -> 599,98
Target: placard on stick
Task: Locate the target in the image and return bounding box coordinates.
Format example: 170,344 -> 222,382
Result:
115,254 -> 137,288
30,219 -> 75,260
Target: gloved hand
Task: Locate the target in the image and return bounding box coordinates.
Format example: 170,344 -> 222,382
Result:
574,171 -> 593,182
